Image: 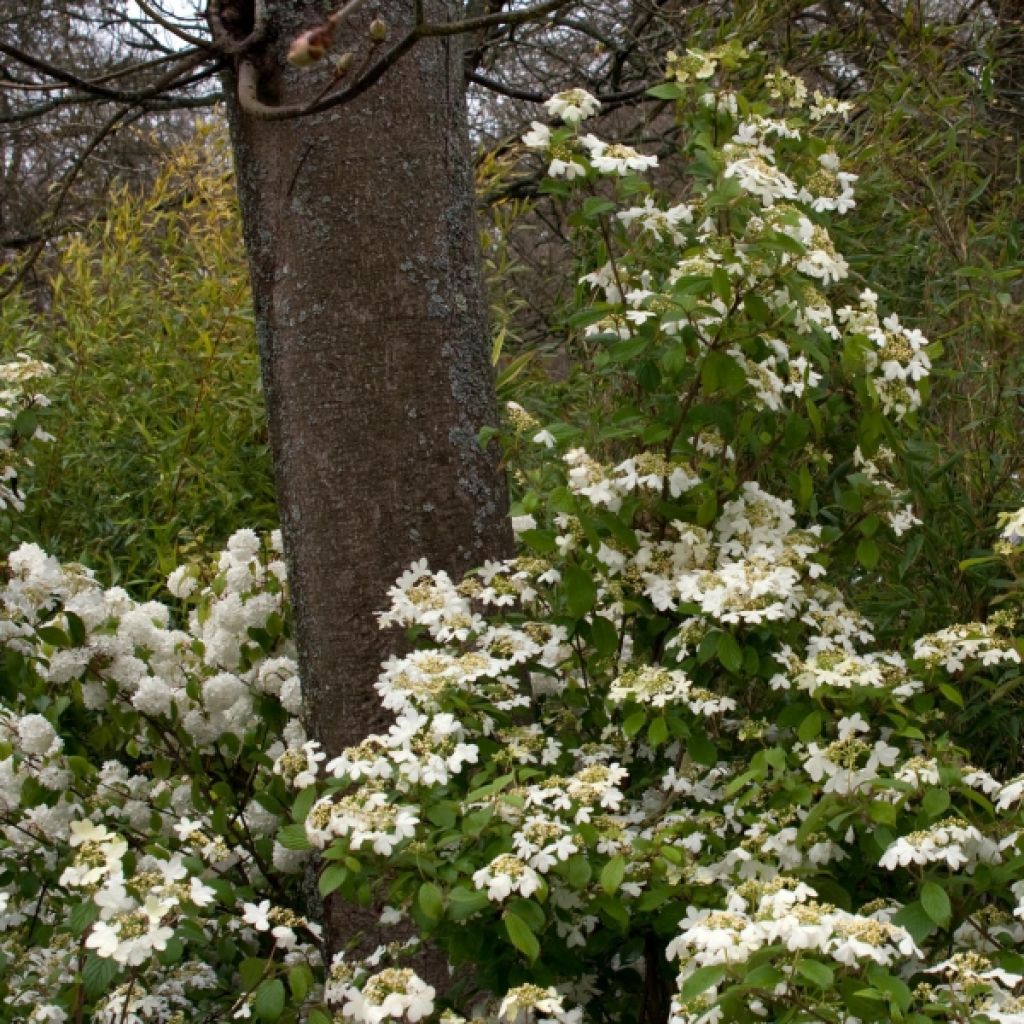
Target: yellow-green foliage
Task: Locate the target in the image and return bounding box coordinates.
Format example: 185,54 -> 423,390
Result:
0,125 -> 275,589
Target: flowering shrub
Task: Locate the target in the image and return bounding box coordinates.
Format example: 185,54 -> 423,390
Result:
285,52 -> 1024,1024
2,49 -> 1023,1024
0,516 -> 322,1022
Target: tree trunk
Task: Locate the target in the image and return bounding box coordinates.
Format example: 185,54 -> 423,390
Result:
220,0 -> 512,757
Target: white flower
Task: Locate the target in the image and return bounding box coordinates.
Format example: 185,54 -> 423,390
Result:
85,920 -> 121,959
522,121 -> 551,149
166,564 -> 197,599
242,899 -> 272,931
581,134 -> 658,176
548,156 -> 587,180
499,985 -> 581,1023
544,88 -> 601,124
190,876 -> 217,907
724,156 -> 798,206
340,968 -> 435,1024
472,854 -> 542,902
16,713 -> 57,756
511,514 -> 538,535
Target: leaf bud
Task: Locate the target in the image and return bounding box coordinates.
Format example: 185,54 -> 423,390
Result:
334,51 -> 355,75
368,18 -> 388,43
287,24 -> 334,68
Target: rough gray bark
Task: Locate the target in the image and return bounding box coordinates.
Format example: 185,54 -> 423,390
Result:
220,0 -> 512,757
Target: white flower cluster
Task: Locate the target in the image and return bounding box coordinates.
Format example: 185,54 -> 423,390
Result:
337,966 -> 435,1024
564,448 -> 698,512
0,528 -> 320,1021
522,88 -> 659,180
878,818 -> 1006,871
839,289 -> 932,419
667,878 -> 919,969
519,56 -> 932,440
852,445 -> 922,536
0,529 -> 300,747
6,56 -> 1022,1024
997,508 -> 1024,555
913,621 -> 1021,673
0,354 -> 53,512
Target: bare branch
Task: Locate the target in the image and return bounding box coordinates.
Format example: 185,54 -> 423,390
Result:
467,68 -> 653,106
234,0 -> 577,122
417,0 -> 573,36
0,39 -> 133,101
0,41 -> 209,107
236,26 -> 421,120
132,0 -> 212,50
1,105 -> 138,299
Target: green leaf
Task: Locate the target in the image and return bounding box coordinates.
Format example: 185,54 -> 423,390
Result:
856,537 -> 880,570
921,787 -> 950,819
462,805 -> 494,837
254,979 -> 286,1022
563,565 -> 597,618
240,957 -> 267,990
623,710 -> 647,739
277,823 -> 311,851
796,796 -> 838,844
921,881 -> 951,926
711,267 -> 732,305
426,802 -> 458,829
448,886 -> 490,921
36,626 -> 70,647
69,899 -> 100,935
318,863 -> 348,898
743,964 -> 785,988
291,786 -> 316,823
581,196 -> 617,219
867,967 -> 912,1011
743,293 -> 772,323
418,882 -> 444,923
797,710 -> 822,744
519,528 -> 557,554
760,230 -> 806,256
717,632 -> 742,673
600,855 -> 627,894
869,800 -> 898,826
289,964 -> 314,1002
83,953 -> 119,999
646,82 -> 685,100
687,730 -> 717,766
795,465 -> 814,509
65,610 -> 87,646
937,682 -> 963,708
697,631 -> 719,664
564,855 -> 592,888
679,964 -> 726,1002
796,959 -> 834,988
701,351 -> 746,396
648,716 -> 669,748
504,910 -> 540,962
590,615 -> 619,657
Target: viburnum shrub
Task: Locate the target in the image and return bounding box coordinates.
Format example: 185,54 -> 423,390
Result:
2,47 -> 1024,1024
285,48 -> 1024,1024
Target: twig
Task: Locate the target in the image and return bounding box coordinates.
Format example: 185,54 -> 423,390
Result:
235,0 -> 575,121
1,106 -> 136,299
132,0 -> 212,50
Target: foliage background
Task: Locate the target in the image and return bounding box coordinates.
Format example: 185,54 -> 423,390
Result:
0,127 -> 276,592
